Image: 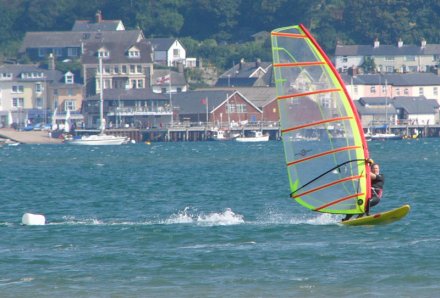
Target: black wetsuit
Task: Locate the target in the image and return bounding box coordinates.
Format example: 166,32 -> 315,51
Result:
342,173 -> 384,221
367,173 -> 384,213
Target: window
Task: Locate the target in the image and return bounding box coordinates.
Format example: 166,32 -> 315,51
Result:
130,65 -> 135,73
370,86 -> 376,93
382,85 -> 386,93
173,48 -> 180,57
36,97 -> 43,108
342,56 -> 348,63
131,80 -> 136,89
419,87 -> 424,95
12,85 -> 24,93
114,66 -> 119,74
65,74 -> 74,84
404,88 -> 409,95
68,48 -> 78,57
434,87 -> 438,96
161,87 -> 166,93
122,65 -> 127,74
137,80 -> 143,88
128,50 -> 140,58
35,83 -> 43,93
137,65 -> 142,73
354,86 -> 358,93
385,56 -> 395,61
65,100 -> 76,111
0,72 -> 12,80
53,48 -> 62,57
67,88 -> 73,96
404,56 -> 416,61
396,88 -> 400,95
98,50 -> 109,58
386,66 -> 394,72
12,98 -> 24,107
38,48 -> 46,57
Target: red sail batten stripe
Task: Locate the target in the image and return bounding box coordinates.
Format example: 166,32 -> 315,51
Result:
277,88 -> 341,100
287,146 -> 360,167
282,116 -> 353,134
271,32 -> 306,38
314,193 -> 364,211
292,175 -> 363,199
274,61 -> 325,67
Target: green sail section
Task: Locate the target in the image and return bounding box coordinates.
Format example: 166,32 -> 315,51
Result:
271,25 -> 369,214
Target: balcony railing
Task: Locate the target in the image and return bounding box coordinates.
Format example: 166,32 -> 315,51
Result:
106,106 -> 173,116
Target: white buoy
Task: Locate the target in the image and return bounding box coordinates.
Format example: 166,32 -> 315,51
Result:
22,213 -> 46,225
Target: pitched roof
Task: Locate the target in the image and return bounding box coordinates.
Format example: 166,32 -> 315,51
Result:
80,39 -> 153,64
20,30 -> 144,53
342,73 -> 440,86
148,38 -> 183,51
393,96 -> 439,114
72,20 -> 123,32
171,90 -> 235,114
0,64 -> 63,82
216,60 -> 273,87
335,43 -> 440,56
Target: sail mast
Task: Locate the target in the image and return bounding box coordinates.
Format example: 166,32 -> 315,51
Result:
99,57 -> 105,133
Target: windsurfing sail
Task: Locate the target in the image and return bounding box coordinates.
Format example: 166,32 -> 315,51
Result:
271,24 -> 370,214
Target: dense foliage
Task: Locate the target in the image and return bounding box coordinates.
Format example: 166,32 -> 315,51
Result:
2,0 -> 440,69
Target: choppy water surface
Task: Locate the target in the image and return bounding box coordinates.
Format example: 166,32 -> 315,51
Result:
1,139 -> 439,297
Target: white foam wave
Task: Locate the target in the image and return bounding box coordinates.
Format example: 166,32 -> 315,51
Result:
256,210 -> 341,226
164,207 -> 244,226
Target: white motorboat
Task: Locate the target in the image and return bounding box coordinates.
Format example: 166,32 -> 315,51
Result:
235,131 -> 269,142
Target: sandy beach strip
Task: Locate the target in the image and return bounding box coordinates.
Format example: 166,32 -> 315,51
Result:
0,128 -> 63,144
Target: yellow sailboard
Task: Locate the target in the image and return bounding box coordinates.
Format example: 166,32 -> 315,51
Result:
341,204 -> 410,226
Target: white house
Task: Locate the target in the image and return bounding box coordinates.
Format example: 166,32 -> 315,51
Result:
149,38 -> 195,68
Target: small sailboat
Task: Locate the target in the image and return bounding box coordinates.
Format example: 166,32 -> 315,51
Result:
66,58 -> 128,146
271,24 -> 409,225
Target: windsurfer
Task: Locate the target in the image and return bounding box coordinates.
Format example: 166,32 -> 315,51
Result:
342,160 -> 384,221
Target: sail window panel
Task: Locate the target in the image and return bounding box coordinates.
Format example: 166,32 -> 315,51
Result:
297,181 -> 362,211
286,149 -> 364,204
276,36 -> 321,64
276,66 -> 338,100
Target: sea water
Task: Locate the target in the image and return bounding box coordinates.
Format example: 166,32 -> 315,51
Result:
1,139 -> 439,297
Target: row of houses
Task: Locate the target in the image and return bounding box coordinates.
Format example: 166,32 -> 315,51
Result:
1,11 -> 440,132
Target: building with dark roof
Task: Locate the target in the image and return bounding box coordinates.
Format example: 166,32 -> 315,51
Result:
71,10 -> 125,32
216,59 -> 273,87
354,96 -> 439,128
335,38 -> 440,73
81,88 -> 170,129
171,90 -> 263,125
0,63 -> 83,128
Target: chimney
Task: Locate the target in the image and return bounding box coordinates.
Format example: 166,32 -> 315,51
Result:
398,38 -> 403,48
48,53 -> 55,70
96,10 -> 102,23
374,38 -> 380,48
239,58 -> 245,70
421,38 -> 427,49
